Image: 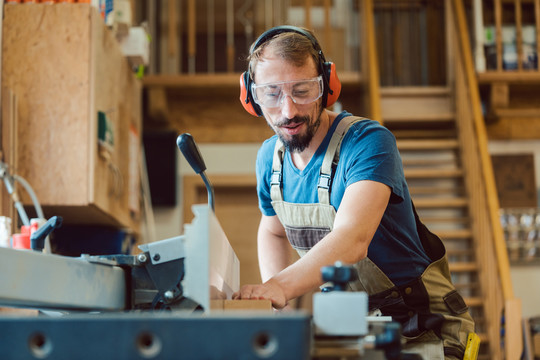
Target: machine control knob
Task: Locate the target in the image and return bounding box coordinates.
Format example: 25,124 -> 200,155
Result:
320,261 -> 358,292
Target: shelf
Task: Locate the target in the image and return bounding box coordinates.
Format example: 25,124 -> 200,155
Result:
477,71 -> 540,84
142,71 -> 364,89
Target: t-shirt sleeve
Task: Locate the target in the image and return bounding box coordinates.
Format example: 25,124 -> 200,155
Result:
256,138 -> 278,216
340,123 -> 405,203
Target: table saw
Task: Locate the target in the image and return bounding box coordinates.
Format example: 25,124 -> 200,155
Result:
0,134 -> 412,359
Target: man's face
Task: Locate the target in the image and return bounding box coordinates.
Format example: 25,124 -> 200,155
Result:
253,52 -> 323,153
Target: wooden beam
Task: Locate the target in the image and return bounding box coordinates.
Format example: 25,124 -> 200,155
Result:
187,0 -> 196,73
516,0 -> 523,71
495,0 -> 503,71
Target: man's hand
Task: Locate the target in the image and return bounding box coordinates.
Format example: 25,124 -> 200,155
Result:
232,278 -> 288,309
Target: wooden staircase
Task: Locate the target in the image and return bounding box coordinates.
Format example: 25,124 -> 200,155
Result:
381,86 -> 492,357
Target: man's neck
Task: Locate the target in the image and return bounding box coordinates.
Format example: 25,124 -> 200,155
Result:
290,110 -> 337,171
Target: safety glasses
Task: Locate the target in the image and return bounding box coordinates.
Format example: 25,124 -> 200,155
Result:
251,75 -> 323,108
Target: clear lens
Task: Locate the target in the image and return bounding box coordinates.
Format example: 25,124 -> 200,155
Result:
252,76 -> 323,108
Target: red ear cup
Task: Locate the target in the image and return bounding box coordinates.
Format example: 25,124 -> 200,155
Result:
239,72 -> 262,117
324,62 -> 341,108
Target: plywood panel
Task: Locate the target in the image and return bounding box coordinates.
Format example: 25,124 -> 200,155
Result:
2,4 -> 92,205
2,4 -> 141,229
91,10 -> 142,227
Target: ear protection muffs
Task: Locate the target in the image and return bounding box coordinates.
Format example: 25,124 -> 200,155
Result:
239,25 -> 341,117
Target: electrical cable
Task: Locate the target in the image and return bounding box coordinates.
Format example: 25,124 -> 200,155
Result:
13,174 -> 44,220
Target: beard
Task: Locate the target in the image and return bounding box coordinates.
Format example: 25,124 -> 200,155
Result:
274,105 -> 323,153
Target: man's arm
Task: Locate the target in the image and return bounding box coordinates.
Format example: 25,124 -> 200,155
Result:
258,214 -> 290,283
233,180 -> 391,308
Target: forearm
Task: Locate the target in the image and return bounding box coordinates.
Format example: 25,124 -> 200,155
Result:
258,223 -> 291,282
266,180 -> 390,303
270,225 -> 370,301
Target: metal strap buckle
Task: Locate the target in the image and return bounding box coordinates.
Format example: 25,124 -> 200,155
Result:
318,173 -> 332,190
270,171 -> 282,186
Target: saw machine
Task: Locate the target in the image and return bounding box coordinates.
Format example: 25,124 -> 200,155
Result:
0,134 -> 414,360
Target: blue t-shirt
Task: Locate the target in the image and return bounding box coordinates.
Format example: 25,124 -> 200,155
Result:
256,111 -> 431,286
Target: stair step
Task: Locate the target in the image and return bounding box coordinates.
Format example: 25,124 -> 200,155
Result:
420,215 -> 470,224
391,129 -> 457,139
380,86 -> 453,122
404,168 -> 463,178
435,229 -> 473,239
463,296 -> 483,307
449,262 -> 477,272
413,197 -> 468,208
384,112 -> 455,122
447,248 -> 475,257
453,281 -> 480,291
410,185 -> 464,194
380,86 -> 452,96
397,139 -> 459,150
402,158 -> 457,166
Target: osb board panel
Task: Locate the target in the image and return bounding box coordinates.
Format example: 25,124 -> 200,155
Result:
90,8 -> 142,228
2,4 -> 92,205
2,4 -> 141,228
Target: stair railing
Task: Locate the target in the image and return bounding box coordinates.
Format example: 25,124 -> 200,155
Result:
449,0 -> 523,358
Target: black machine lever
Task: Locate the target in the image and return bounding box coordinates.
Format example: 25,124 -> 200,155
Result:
30,216 -> 63,252
176,133 -> 215,212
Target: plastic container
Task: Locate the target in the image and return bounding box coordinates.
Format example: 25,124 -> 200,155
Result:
0,217 -> 12,247
12,233 -> 30,249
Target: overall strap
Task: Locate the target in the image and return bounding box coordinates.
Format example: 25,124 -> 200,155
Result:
270,139 -> 286,202
317,116 -> 365,204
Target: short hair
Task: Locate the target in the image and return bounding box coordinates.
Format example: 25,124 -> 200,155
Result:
248,29 -> 321,83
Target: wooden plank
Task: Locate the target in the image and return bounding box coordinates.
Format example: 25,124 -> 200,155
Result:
536,0 -> 540,70
449,262 -> 478,272
490,82 -> 510,109
516,0 -> 523,71
187,0 -> 196,73
362,0 -> 382,122
383,113 -> 455,122
436,228 -> 473,239
397,139 -> 459,150
404,168 -> 463,178
477,71 -> 540,82
495,0 -> 503,71
3,4 -> 91,206
183,174 -> 261,287
143,71 -> 364,88
2,4 -> 141,230
505,298 -> 524,360
412,197 -> 468,208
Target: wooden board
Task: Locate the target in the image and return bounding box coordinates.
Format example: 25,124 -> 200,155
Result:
2,4 -> 141,229
183,175 -> 261,286
182,174 -> 311,311
2,4 -> 92,206
491,153 -> 537,208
